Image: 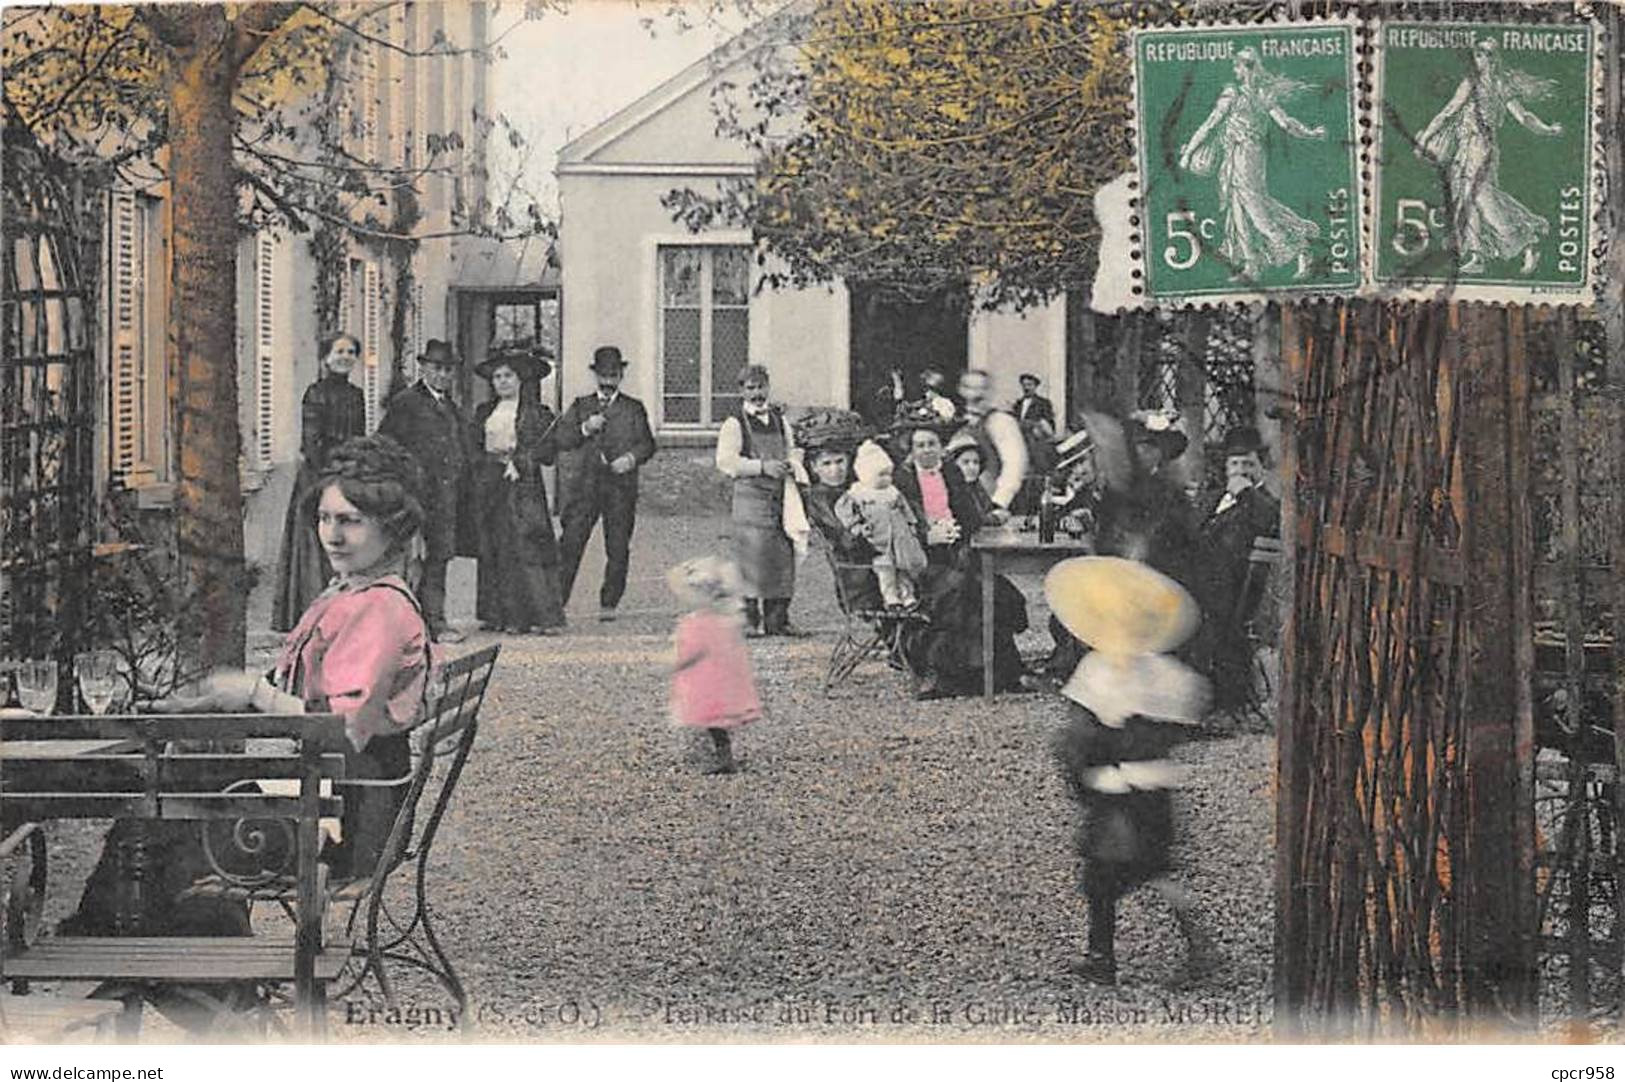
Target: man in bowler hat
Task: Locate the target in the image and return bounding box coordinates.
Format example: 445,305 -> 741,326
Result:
1196,426 -> 1282,713
555,346 -> 657,620
1011,372 -> 1056,432
378,339 -> 473,642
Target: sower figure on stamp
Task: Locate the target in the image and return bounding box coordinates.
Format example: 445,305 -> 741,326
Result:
555,346 -> 657,621
378,338 -> 472,643
715,364 -> 808,636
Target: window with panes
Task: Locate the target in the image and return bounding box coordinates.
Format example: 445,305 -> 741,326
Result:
658,245 -> 750,427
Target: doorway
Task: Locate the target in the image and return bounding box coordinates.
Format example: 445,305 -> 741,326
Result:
847,282 -> 969,427
452,288 -> 562,414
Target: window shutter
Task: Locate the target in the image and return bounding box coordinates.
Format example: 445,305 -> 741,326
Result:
362,261 -> 382,432
108,190 -> 140,477
254,231 -> 277,470
404,275 -> 424,386
363,46 -> 382,167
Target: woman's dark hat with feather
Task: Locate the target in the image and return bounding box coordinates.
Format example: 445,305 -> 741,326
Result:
793,408 -> 870,455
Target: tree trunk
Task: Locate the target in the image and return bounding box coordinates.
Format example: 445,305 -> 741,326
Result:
166,11 -> 247,670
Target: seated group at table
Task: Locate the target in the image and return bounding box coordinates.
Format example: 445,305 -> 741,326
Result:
801,369 -> 1281,710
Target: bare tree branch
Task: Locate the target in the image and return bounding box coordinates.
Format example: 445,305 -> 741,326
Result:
230,2 -> 302,67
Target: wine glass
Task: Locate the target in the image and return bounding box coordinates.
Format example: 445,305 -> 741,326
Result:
14,659 -> 59,715
75,650 -> 126,715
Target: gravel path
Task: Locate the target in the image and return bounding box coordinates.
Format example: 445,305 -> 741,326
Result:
25,514 -> 1274,1044
380,515 -> 1276,1042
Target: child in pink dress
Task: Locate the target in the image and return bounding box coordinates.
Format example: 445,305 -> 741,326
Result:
668,556 -> 762,774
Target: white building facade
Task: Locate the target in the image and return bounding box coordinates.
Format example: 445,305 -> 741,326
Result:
101,2 -> 509,568
555,32 -> 1068,442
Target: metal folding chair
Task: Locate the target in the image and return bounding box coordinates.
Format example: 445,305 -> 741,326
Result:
815,534 -> 926,696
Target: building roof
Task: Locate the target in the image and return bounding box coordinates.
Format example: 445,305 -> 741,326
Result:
556,0 -> 809,168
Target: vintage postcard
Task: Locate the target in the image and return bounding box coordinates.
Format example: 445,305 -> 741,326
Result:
0,0 -> 1621,1061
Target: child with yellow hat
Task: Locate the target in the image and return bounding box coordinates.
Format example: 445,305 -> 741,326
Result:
1044,556 -> 1222,987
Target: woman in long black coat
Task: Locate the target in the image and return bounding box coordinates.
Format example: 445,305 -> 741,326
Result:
271,333 -> 366,631
472,350 -> 566,633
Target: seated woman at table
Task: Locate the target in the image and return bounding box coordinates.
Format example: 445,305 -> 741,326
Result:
64,436 -> 438,941
802,443 -> 884,612
886,422 -> 1028,699
893,424 -> 983,567
945,438 -> 996,525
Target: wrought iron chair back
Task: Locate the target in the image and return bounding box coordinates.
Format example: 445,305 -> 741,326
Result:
813,527 -> 924,695
337,643 -> 499,1021
1237,535 -> 1284,724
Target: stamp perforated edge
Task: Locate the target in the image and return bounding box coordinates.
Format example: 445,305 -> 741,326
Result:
1361,13 -> 1606,307
1122,14 -> 1366,312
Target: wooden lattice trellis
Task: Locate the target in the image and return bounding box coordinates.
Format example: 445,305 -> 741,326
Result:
0,126 -> 99,677
1275,301 -> 1543,1036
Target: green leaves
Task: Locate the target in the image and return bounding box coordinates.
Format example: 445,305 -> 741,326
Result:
668,0 -> 1166,310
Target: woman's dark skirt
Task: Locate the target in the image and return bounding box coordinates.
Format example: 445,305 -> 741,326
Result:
473,458 -> 565,631
271,463 -> 330,633
904,563 -> 1029,694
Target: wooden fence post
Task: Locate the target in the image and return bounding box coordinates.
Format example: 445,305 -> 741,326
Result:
1273,302 -> 1310,1036
1454,303 -> 1537,1029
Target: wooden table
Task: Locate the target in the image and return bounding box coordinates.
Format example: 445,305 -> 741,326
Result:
0,738 -> 137,759
970,527 -> 1095,698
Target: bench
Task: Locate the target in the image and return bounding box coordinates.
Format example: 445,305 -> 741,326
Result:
1,992 -> 124,1042
0,712 -> 349,1038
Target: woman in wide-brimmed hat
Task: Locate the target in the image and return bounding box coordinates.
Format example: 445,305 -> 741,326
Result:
471,348 -> 566,634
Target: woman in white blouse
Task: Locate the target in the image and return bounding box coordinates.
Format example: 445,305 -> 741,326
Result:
471,349 -> 566,634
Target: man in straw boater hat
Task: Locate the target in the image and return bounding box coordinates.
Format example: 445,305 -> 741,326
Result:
378,338 -> 473,642
1046,555 -> 1222,988
714,364 -> 808,636
555,346 -> 657,621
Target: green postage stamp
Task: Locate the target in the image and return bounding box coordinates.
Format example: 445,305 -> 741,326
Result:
1373,21 -> 1598,298
1132,21 -> 1361,305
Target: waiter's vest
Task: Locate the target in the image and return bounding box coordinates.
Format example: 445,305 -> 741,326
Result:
731,406 -> 788,528
969,409 -> 1006,501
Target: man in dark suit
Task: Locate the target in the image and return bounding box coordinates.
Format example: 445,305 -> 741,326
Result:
555,346 -> 657,621
1011,372 -> 1057,515
378,339 -> 472,642
1196,426 -> 1282,712
892,424 -> 986,565
1011,372 -> 1056,432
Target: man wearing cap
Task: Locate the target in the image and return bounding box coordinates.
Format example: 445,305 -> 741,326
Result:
715,364 -> 804,636
1196,426 -> 1281,712
955,369 -> 1027,524
555,346 -> 657,621
1011,372 -> 1055,432
1008,372 -> 1058,514
378,340 -> 473,642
